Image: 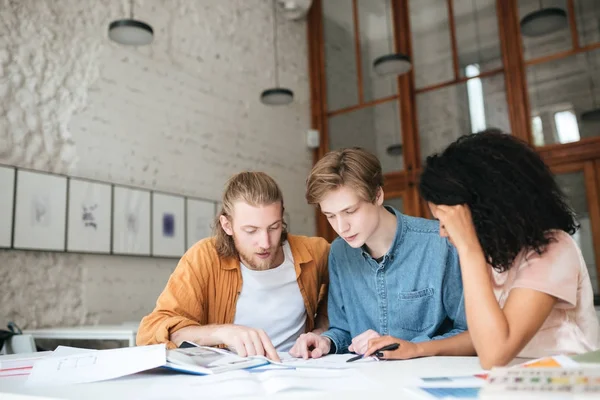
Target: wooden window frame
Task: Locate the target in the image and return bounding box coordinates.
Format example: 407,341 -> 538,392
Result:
307,0 -> 600,244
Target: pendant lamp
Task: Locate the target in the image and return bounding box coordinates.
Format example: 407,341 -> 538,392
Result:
520,2 -> 568,38
108,0 -> 154,46
261,0 -> 293,105
372,0 -> 411,76
374,54 -> 412,76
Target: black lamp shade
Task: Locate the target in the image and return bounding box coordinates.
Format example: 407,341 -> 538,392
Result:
260,88 -> 294,106
373,53 -> 412,76
109,19 -> 154,46
520,8 -> 568,37
581,108 -> 600,122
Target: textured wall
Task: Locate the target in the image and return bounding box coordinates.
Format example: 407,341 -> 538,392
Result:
0,0 -> 315,329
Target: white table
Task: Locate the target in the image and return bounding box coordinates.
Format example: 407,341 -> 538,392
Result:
0,356 -> 495,400
22,323 -> 139,348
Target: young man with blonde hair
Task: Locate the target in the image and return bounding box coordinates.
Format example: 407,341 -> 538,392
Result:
137,172 -> 330,361
290,148 -> 473,360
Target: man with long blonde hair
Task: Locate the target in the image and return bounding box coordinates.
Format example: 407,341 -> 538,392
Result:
137,172 -> 329,361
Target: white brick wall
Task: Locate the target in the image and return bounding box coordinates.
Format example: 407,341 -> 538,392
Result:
0,0 -> 315,328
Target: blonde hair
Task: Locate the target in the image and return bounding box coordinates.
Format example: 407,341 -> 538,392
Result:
214,171 -> 287,258
306,147 -> 383,205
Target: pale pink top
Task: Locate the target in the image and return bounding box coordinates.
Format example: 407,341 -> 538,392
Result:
491,230 -> 600,358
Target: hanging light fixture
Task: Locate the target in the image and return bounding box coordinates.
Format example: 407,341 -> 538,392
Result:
520,1 -> 568,38
374,54 -> 412,76
261,0 -> 293,105
581,51 -> 600,122
108,0 -> 154,46
373,0 -> 411,76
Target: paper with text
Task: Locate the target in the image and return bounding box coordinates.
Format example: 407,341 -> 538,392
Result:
26,344 -> 166,386
251,352 -> 377,371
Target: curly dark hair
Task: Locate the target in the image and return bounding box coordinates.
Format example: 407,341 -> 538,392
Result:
419,128 -> 579,273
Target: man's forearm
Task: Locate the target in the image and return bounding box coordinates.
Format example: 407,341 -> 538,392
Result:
170,324 -> 226,347
416,331 -> 476,357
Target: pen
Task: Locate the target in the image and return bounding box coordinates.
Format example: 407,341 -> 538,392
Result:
346,342 -> 400,363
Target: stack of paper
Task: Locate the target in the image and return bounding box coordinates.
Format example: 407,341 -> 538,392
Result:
0,351 -> 51,377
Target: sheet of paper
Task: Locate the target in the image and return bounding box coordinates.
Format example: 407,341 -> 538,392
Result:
406,386 -> 481,399
571,349 -> 600,365
253,352 -> 377,370
520,355 -> 580,369
0,351 -> 53,377
258,368 -> 374,395
26,344 -> 166,386
145,368 -> 375,398
400,373 -> 487,399
51,346 -> 98,357
419,375 -> 487,388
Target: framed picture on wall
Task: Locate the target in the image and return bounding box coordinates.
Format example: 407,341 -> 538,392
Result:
186,198 -> 215,248
67,178 -> 112,254
112,186 -> 151,256
0,165 -> 15,248
13,169 -> 67,251
152,192 -> 185,257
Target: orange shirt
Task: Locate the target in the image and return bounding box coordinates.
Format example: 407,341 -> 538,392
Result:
137,234 -> 330,349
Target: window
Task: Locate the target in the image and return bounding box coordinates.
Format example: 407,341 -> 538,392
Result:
466,64 -> 486,134
531,115 -> 544,146
554,110 -> 580,144
530,106 -> 581,147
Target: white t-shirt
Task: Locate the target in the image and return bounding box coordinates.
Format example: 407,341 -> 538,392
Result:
233,242 -> 307,351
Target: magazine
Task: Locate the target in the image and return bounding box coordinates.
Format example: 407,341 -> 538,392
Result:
164,346 -> 269,375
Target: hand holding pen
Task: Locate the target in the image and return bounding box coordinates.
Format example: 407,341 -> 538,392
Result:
362,336 -> 424,361
346,343 -> 400,363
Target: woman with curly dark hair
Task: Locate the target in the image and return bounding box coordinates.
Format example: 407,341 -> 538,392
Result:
416,129 -> 599,368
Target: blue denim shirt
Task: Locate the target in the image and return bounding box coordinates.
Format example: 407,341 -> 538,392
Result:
322,206 -> 467,353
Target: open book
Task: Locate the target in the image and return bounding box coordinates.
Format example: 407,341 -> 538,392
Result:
165,342 -> 377,375
165,346 -> 269,375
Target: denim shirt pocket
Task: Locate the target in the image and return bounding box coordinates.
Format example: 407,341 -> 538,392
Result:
397,288 -> 435,332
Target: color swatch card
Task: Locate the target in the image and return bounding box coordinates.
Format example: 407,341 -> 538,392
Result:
479,367 -> 600,399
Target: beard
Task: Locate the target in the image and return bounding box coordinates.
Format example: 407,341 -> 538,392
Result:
234,237 -> 283,271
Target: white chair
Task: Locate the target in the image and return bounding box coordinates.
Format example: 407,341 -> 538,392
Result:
0,334 -> 37,354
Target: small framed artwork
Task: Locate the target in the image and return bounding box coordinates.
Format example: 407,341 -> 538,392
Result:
152,192 -> 185,257
0,166 -> 15,248
67,178 -> 112,254
186,198 -> 216,248
112,186 -> 151,256
13,169 -> 67,251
